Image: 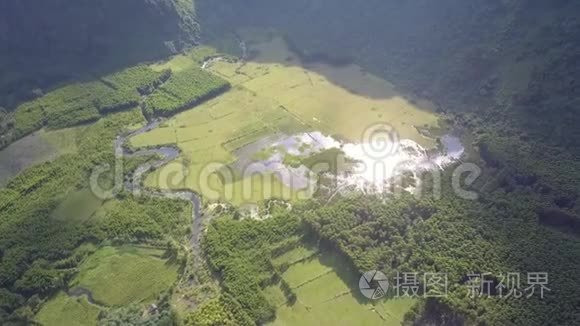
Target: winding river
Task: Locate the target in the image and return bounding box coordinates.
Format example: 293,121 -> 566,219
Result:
115,121 -> 203,254
68,124 -> 203,302
111,52 -> 240,255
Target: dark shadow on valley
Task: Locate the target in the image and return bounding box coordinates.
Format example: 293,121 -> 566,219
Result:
203,31 -> 441,117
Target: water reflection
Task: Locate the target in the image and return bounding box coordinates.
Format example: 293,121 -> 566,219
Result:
232,131 -> 464,192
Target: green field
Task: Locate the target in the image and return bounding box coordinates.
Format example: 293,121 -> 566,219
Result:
132,86 -> 306,205
70,246 -> 179,306
267,247 -> 415,326
151,46 -> 221,72
35,292 -> 100,326
131,32 -> 440,205
271,244 -> 318,267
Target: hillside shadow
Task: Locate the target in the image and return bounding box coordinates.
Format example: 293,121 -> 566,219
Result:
208,31 -> 440,114
315,242 -> 380,305
0,41 -> 172,110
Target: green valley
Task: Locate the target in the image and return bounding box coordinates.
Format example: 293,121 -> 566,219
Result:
1,1 -> 580,326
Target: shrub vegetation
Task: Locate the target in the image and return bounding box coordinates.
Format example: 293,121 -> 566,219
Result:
144,67 -> 230,117
1,65 -> 170,149
0,109 -> 189,324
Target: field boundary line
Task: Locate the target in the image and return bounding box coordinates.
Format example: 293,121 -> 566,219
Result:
284,251 -> 321,267
320,289 -> 352,304
291,268 -> 333,290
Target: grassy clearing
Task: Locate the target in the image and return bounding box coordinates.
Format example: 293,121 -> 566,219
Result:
272,292 -> 415,326
282,257 -> 334,289
268,249 -> 415,326
271,245 -> 318,267
0,126 -> 83,186
70,246 -> 179,306
151,53 -> 196,72
41,126 -> 84,151
132,86 -> 305,205
131,32 -> 439,205
229,37 -> 439,145
50,188 -> 103,223
151,46 -> 220,72
35,292 -> 100,326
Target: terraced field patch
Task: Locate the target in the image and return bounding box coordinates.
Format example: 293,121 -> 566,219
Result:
35,292 -> 100,326
70,246 -> 179,306
267,248 -> 416,326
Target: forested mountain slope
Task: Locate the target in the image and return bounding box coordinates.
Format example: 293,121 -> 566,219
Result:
0,0 -> 198,108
